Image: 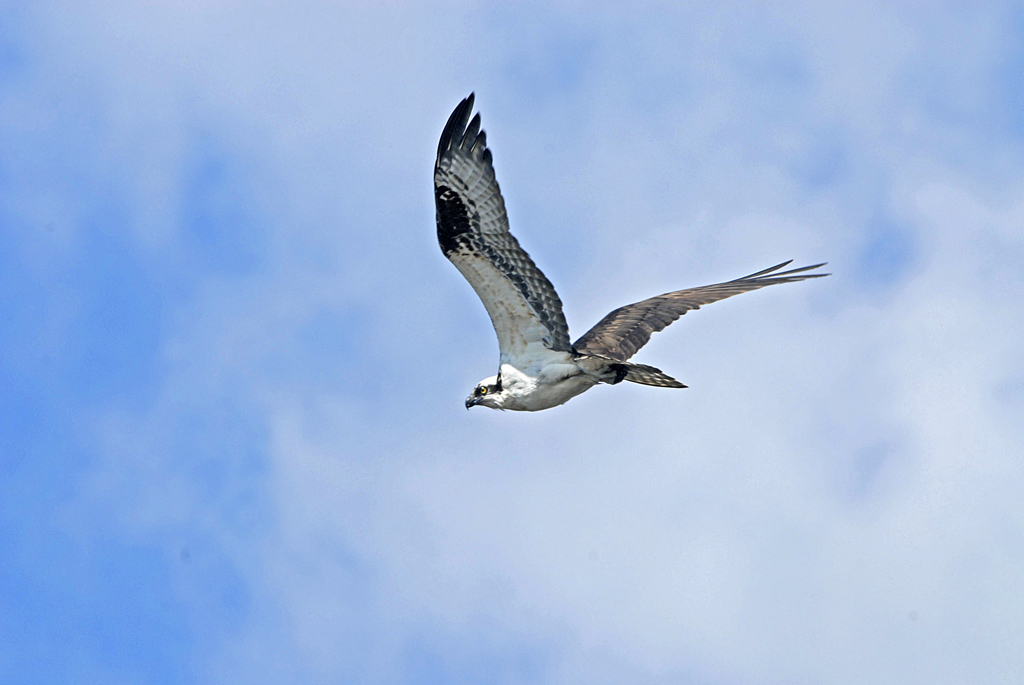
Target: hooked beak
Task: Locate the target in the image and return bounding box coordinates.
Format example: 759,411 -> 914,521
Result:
465,396 -> 480,409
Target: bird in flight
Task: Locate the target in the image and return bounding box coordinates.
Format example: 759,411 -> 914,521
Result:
434,94 -> 828,412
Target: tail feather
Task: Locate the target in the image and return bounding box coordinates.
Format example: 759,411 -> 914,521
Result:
619,362 -> 687,388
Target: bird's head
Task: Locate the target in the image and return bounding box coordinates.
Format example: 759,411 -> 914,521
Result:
465,374 -> 504,410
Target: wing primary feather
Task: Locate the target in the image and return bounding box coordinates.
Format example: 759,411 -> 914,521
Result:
740,260 -> 794,279
471,130 -> 488,156
437,93 -> 474,160
738,261 -> 828,280
463,113 -> 482,148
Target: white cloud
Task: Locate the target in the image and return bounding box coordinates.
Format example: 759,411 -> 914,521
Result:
17,1 -> 1023,683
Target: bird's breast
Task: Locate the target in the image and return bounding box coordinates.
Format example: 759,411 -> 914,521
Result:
499,361 -> 597,411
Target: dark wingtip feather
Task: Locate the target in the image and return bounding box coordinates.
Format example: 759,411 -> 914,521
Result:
739,260 -> 830,282
464,113 -> 482,148
471,130 -> 488,155
781,262 -> 827,275
740,260 -> 793,280
436,93 -> 475,161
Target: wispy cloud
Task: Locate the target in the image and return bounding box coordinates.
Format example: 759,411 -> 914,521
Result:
2,2 -> 1023,683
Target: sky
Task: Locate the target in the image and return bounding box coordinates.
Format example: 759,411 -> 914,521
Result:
2,1 -> 1023,683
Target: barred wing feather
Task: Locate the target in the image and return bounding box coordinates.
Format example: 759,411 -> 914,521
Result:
573,261 -> 829,361
434,94 -> 572,366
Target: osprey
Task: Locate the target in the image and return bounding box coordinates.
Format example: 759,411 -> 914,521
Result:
435,94 -> 828,412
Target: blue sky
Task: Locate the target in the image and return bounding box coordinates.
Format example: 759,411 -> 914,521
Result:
2,2 -> 1023,683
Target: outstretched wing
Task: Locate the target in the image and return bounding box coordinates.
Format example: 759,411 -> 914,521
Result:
573,261 -> 829,361
435,94 -> 572,365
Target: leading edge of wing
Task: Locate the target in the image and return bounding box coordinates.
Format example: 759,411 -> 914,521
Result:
573,260 -> 830,361
434,94 -> 572,355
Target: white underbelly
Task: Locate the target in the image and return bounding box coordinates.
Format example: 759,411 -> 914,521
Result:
510,373 -> 598,411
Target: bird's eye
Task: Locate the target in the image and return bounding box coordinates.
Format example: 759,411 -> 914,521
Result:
479,387 -> 488,395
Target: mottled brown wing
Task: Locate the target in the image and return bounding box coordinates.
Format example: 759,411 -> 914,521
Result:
573,261 -> 829,361
434,94 -> 572,363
